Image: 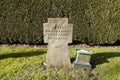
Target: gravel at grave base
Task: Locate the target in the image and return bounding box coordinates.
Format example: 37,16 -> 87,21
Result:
0,44 -> 120,49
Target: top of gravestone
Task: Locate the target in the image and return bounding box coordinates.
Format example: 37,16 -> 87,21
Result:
43,18 -> 73,43
76,49 -> 92,55
48,18 -> 68,24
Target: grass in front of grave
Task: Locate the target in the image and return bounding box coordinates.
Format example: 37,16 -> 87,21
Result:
0,46 -> 120,80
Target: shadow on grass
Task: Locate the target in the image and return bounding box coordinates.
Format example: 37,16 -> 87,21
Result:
70,58 -> 76,63
91,52 -> 120,68
0,50 -> 46,60
71,52 -> 120,69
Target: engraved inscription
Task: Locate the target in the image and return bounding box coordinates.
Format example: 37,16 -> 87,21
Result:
44,25 -> 72,40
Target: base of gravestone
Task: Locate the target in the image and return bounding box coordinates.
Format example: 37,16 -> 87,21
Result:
73,63 -> 91,69
46,43 -> 71,67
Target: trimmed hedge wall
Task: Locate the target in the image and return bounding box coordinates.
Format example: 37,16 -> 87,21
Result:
0,0 -> 120,45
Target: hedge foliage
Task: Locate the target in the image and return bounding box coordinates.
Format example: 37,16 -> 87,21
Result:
0,0 -> 120,45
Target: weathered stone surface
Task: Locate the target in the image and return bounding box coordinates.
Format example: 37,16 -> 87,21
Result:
73,50 -> 92,69
43,18 -> 73,66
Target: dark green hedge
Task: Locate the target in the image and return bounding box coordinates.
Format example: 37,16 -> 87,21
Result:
0,0 -> 120,45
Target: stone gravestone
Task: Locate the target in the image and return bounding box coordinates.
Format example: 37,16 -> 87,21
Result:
43,18 -> 73,66
73,49 -> 92,69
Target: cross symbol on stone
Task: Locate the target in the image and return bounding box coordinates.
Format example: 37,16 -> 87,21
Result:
43,18 -> 73,66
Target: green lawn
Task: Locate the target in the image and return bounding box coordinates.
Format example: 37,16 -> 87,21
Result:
0,45 -> 120,80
